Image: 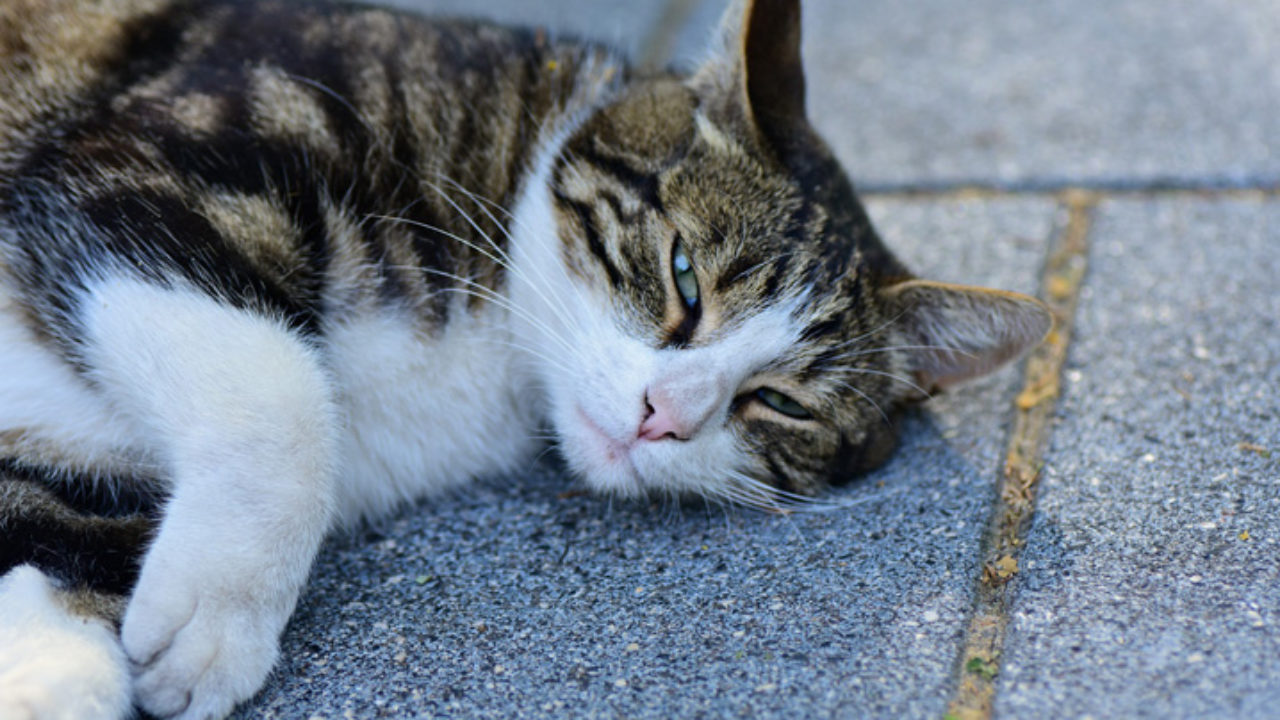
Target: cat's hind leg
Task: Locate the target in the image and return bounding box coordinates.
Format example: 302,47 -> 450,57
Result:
0,566 -> 133,720
79,278 -> 341,720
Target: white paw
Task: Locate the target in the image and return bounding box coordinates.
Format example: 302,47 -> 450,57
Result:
122,550 -> 295,720
0,566 -> 133,720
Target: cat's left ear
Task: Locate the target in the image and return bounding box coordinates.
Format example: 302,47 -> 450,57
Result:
879,280 -> 1054,392
694,0 -> 808,152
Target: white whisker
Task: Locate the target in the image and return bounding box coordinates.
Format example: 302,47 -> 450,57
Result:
825,343 -> 974,363
416,178 -> 584,338
823,310 -> 910,353
829,379 -> 892,426
384,265 -> 577,358
842,367 -> 934,398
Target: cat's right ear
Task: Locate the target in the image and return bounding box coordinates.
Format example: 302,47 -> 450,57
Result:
878,279 -> 1054,393
692,0 -> 808,153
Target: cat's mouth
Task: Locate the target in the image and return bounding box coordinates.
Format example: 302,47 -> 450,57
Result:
573,405 -> 643,492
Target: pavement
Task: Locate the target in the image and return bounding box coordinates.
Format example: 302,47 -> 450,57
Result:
234,1 -> 1280,718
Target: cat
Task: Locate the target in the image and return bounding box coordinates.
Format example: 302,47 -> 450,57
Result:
0,0 -> 1051,717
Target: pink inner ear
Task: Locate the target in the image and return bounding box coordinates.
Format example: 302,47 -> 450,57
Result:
914,339 -> 1027,391
882,280 -> 1053,391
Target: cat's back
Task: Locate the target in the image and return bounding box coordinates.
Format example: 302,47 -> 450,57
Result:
0,0 -> 596,180
0,0 -> 615,317
0,0 -> 177,154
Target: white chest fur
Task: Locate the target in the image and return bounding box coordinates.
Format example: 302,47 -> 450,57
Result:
323,302 -> 542,525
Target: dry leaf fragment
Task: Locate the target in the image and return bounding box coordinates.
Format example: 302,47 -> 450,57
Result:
982,555 -> 1020,586
1015,378 -> 1059,409
1238,442 -> 1272,459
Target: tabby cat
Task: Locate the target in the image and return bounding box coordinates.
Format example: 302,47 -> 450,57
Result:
0,0 -> 1050,717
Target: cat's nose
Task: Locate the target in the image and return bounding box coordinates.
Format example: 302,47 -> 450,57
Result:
637,388 -> 708,442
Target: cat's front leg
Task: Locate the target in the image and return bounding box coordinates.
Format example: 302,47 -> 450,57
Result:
82,280 -> 339,720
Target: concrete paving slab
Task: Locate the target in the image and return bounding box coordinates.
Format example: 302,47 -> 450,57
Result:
232,199 -> 1058,719
996,197 -> 1280,718
238,442 -> 980,720
801,0 -> 1280,188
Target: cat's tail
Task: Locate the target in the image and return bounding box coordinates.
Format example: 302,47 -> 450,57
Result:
0,474 -> 153,719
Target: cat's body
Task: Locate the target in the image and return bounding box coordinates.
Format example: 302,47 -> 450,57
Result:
0,1 -> 1050,718
0,0 -> 616,520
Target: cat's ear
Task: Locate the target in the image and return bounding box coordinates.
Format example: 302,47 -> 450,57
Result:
694,0 -> 807,151
879,280 -> 1053,391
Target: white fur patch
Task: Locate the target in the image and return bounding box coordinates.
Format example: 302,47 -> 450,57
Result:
324,302 -> 542,524
0,566 -> 132,720
0,277 -> 150,472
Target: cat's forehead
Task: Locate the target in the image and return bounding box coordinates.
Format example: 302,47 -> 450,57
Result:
562,80 -> 886,338
663,128 -> 870,308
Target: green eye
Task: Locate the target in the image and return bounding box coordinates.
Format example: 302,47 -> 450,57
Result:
671,240 -> 699,308
755,388 -> 812,419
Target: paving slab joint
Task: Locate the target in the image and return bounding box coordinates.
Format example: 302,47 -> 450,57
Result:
942,189 -> 1097,720
861,180 -> 1280,201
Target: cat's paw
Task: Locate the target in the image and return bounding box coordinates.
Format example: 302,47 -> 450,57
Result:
0,566 -> 133,720
122,554 -> 292,720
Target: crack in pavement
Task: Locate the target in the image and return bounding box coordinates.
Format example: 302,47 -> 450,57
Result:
942,189 -> 1097,720
860,181 -> 1280,200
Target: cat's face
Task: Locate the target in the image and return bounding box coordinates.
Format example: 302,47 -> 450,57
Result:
511,0 -> 1050,506
529,83 -> 905,505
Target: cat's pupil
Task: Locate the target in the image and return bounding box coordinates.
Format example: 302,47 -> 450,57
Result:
671,240 -> 699,309
756,387 -> 812,419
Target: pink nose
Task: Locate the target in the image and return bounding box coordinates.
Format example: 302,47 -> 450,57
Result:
637,391 -> 697,441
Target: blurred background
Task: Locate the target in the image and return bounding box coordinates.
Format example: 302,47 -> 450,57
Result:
373,0 -> 1280,191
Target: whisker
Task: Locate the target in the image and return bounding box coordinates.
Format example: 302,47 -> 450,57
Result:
435,281 -> 581,358
429,173 -> 582,325
842,367 -> 934,399
714,473 -> 808,515
416,177 -> 583,335
823,310 -> 911,353
829,379 -> 892,426
825,343 -> 975,363
386,266 -> 577,357
468,335 -> 574,376
282,73 -> 368,132
370,214 -> 514,276
724,470 -> 908,514
729,251 -> 801,286
726,475 -> 843,514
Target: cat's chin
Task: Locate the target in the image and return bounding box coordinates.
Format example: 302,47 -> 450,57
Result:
563,406 -> 647,497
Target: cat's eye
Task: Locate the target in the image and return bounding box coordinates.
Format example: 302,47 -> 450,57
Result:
755,387 -> 812,419
671,240 -> 699,309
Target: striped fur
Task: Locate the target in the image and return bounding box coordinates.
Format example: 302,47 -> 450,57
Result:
0,1 -> 1051,718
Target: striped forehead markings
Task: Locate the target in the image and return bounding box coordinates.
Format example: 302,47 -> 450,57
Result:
551,188 -> 623,288
567,144 -> 663,211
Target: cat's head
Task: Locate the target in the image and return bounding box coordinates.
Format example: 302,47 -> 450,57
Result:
511,0 -> 1050,506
